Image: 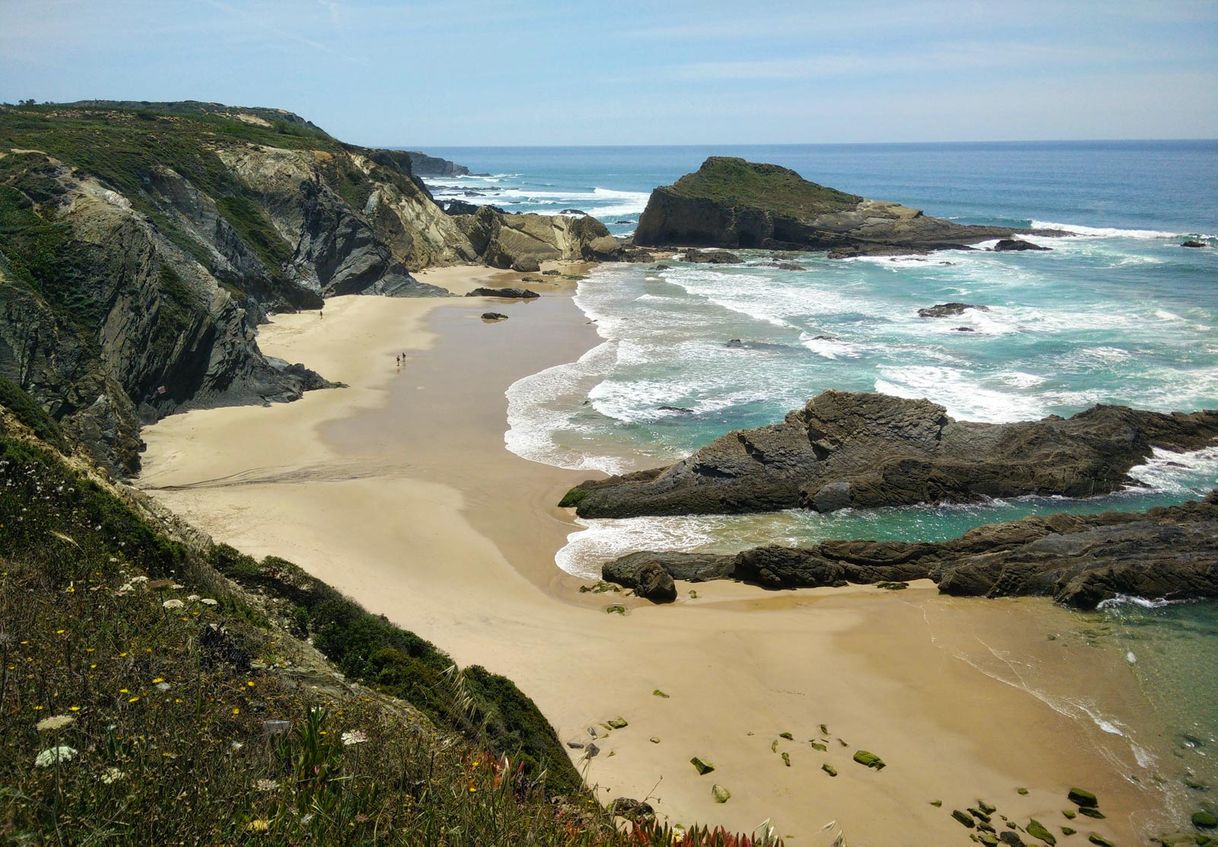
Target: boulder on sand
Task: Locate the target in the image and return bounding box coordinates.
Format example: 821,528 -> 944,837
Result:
466,287 -> 540,299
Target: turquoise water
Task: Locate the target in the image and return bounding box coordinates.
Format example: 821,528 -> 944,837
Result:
420,142 -> 1218,810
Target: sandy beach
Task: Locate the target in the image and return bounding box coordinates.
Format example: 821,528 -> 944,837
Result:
138,265 -> 1174,844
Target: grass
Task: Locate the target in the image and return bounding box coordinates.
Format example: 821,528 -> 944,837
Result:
0,104 -> 314,304
667,157 -> 860,219
0,414 -> 784,845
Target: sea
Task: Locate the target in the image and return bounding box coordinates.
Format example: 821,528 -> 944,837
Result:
419,141 -> 1218,810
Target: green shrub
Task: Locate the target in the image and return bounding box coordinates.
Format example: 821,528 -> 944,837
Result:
0,378 -> 68,450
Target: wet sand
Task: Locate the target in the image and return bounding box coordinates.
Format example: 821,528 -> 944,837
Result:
138,267 -> 1174,844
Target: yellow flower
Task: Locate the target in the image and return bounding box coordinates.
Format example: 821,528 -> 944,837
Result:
246,681 -> 255,688
69,706 -> 81,712
468,782 -> 477,793
55,629 -> 65,635
152,678 -> 164,684
33,705 -> 44,711
231,707 -> 240,716
119,688 -> 128,694
128,696 -> 140,703
118,652 -> 128,657
246,819 -> 271,833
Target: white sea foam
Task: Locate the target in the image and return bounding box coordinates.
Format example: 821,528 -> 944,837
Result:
875,365 -> 1049,422
1126,446 -> 1218,496
799,332 -> 864,359
503,341 -> 631,475
1028,220 -> 1186,239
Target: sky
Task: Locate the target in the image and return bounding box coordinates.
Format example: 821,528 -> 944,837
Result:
2,0 -> 1217,146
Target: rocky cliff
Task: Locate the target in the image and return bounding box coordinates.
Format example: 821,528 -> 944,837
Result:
401,150 -> 470,177
0,102 -> 609,475
563,391 -> 1218,518
633,157 -> 1058,255
602,492 -> 1218,609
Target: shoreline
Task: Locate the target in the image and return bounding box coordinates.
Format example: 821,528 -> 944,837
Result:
138,266 -> 1178,843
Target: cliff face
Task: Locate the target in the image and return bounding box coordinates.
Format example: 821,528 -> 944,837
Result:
401,150 -> 470,177
454,206 -> 613,271
633,157 -> 1042,254
0,149 -> 330,474
0,103 -> 615,475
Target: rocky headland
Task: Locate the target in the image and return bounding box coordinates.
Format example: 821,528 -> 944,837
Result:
632,157 -> 1063,256
0,102 -> 609,474
400,149 -> 470,177
602,492 -> 1218,610
562,390 -> 1218,518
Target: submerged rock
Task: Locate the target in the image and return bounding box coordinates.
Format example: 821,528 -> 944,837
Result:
1182,240 -> 1207,248
918,302 -> 990,318
680,248 -> 742,264
993,238 -> 1051,251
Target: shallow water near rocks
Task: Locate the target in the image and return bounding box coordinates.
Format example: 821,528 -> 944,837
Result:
433,141 -> 1218,828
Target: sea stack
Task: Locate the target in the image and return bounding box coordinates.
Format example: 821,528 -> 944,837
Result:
633,156 -> 1060,256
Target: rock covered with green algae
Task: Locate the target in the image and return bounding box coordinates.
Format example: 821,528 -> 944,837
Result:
852,750 -> 886,770
1026,819 -> 1057,845
633,156 -> 1041,255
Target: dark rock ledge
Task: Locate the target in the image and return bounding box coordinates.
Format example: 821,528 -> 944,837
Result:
561,391 -> 1218,519
602,492 -> 1218,610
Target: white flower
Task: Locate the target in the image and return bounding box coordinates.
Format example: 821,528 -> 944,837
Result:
200,598 -> 218,606
187,594 -> 201,602
35,746 -> 78,768
162,599 -> 184,610
100,767 -> 125,784
230,741 -> 244,751
341,730 -> 368,746
36,714 -> 76,732
254,778 -> 279,791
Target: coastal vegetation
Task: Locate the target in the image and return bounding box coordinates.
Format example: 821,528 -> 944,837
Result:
0,387 -> 783,845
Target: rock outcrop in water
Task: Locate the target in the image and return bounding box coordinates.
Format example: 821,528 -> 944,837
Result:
400,150 -> 470,177
561,391 -> 1218,518
633,157 -> 1062,255
599,492 -> 1218,610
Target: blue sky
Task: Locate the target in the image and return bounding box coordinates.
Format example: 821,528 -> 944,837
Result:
2,0 -> 1216,145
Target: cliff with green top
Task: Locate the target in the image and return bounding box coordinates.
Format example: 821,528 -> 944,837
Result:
0,101 -> 610,475
634,156 -> 1049,254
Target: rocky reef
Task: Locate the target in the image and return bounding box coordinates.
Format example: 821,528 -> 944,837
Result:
633,157 -> 1062,255
562,391 -> 1218,518
602,492 -> 1218,610
0,102 -> 610,474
